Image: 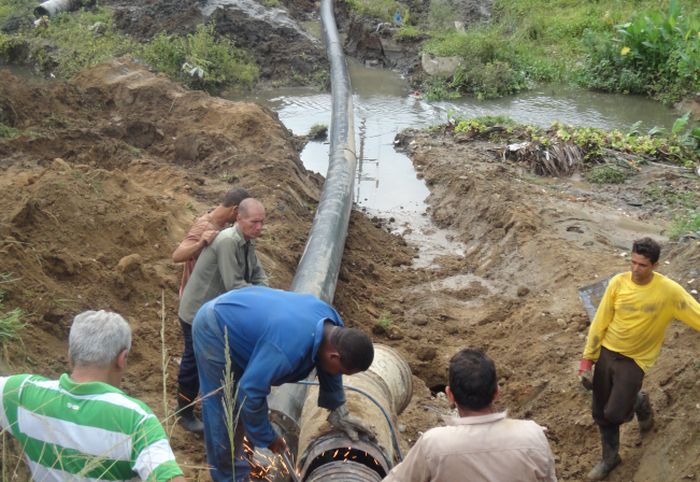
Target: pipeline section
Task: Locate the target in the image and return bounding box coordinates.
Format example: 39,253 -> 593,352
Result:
266,0 -> 357,463
34,0 -> 93,18
297,344 -> 412,480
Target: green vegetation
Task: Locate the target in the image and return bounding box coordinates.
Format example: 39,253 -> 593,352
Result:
0,273 -> 24,356
0,0 -> 33,25
307,123 -> 328,141
0,2 -> 259,92
141,24 -> 259,90
0,122 -> 21,139
579,1 -> 700,103
670,211 -> 700,239
346,0 -> 699,102
30,8 -> 134,78
345,0 -> 407,24
585,165 -> 629,184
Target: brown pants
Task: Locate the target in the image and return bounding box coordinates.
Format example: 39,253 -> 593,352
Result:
592,347 -> 644,427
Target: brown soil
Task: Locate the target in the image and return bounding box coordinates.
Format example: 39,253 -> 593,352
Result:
1,60 -> 699,482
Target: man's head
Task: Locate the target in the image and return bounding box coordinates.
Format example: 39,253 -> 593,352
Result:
237,198 -> 265,240
69,310 -> 132,370
319,326 -> 374,376
222,188 -> 250,223
446,348 -> 497,412
631,237 -> 660,285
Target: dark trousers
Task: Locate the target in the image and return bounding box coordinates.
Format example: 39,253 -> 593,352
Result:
178,318 -> 200,404
592,346 -> 644,427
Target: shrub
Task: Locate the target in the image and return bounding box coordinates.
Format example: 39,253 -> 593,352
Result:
140,24 -> 259,91
578,1 -> 700,102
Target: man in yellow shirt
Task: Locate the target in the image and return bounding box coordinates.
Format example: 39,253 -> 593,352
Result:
578,237 -> 700,480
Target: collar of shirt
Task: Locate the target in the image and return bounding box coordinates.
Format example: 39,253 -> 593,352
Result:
441,410 -> 508,426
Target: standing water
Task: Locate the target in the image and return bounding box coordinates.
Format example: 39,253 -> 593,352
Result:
231,61 -> 680,266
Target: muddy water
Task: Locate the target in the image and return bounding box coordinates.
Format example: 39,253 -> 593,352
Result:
233,62 -> 679,266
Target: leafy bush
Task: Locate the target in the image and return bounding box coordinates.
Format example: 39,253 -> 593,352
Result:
578,1 -> 700,102
140,24 -> 259,91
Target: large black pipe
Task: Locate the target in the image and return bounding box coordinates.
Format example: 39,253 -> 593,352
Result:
266,0 -> 356,463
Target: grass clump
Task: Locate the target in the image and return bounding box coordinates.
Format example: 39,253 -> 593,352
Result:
140,23 -> 259,91
307,123 -> 328,141
31,8 -> 135,78
0,122 -> 21,139
345,0 -> 406,24
670,211 -> 700,239
0,273 -> 24,357
585,164 -> 628,184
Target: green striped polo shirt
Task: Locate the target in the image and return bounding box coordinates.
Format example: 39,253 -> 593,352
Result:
0,374 -> 183,481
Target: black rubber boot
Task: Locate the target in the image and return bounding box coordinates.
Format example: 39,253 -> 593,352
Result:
587,425 -> 621,481
177,398 -> 204,434
634,391 -> 654,433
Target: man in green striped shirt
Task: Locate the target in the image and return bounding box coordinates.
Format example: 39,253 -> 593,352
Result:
0,310 -> 185,481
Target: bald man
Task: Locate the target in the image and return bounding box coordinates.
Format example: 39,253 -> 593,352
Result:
176,198 -> 268,432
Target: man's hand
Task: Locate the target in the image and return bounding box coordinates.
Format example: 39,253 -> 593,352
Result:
201,229 -> 219,247
578,359 -> 594,390
327,404 -> 377,441
268,436 -> 287,454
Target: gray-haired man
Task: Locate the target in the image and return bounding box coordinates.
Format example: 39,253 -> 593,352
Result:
0,310 -> 185,482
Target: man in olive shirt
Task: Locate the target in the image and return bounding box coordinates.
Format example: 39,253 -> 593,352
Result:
176,197 -> 268,432
578,237 -> 700,480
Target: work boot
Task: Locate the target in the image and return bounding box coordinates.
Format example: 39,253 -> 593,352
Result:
587,425 -> 621,481
177,398 -> 204,434
634,391 -> 654,433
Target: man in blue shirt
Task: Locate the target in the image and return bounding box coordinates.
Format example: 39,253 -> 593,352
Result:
192,286 -> 375,482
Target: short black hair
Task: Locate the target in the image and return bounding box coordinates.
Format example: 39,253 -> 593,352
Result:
448,348 -> 497,411
632,237 -> 661,264
222,188 -> 250,208
330,327 -> 374,372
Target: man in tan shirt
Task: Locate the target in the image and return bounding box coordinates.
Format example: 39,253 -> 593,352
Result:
384,348 -> 557,482
171,187 -> 249,433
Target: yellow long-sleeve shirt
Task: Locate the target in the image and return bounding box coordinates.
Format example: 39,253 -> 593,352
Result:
583,271 -> 700,372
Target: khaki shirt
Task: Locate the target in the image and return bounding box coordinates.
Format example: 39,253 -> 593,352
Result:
384,412 -> 556,482
178,224 -> 267,324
